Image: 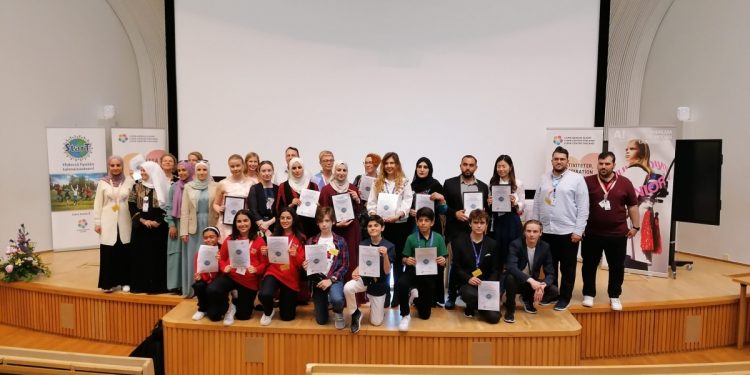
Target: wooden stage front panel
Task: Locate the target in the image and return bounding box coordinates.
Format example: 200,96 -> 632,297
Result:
163,301 -> 581,375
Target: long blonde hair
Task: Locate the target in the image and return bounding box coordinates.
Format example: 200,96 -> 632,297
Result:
374,152 -> 406,194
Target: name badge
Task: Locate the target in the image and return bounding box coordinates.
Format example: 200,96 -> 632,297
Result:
472,269 -> 483,277
142,197 -> 149,213
599,199 -> 611,211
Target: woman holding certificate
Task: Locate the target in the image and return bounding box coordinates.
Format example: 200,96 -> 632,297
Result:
213,154 -> 254,241
352,153 -> 380,236
319,161 -> 361,281
487,155 -> 524,262
275,157 -> 319,239
128,161 -> 170,294
180,160 -> 219,297
247,160 -> 279,237
164,160 -> 194,294
94,155 -> 135,293
207,209 -> 268,325
366,152 -> 413,307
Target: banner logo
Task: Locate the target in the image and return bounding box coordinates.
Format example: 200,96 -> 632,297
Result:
77,219 -> 88,229
63,136 -> 93,160
552,135 -> 563,145
117,134 -> 129,143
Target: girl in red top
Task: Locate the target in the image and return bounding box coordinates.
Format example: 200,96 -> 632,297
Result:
191,226 -> 221,321
258,207 -> 306,325
206,209 -> 268,326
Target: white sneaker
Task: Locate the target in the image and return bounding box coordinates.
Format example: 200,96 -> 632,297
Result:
223,304 -> 236,326
122,285 -> 130,293
191,311 -> 206,321
260,309 -> 275,326
408,289 -> 419,306
398,315 -> 411,332
610,298 -> 623,311
582,295 -> 594,308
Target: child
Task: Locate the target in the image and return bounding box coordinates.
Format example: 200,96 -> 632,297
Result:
303,206 -> 349,329
397,207 -> 448,331
206,209 -> 268,326
343,214 -> 394,333
191,226 -> 220,321
258,207 -> 306,325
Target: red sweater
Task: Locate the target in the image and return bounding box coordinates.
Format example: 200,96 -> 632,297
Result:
263,234 -> 305,292
218,236 -> 268,290
193,251 -> 219,283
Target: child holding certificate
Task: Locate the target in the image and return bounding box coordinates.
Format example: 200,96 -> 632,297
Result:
257,207 -> 306,325
343,215 -> 395,333
191,226 -> 220,321
303,207 -> 349,329
396,207 -> 448,331
206,210 -> 268,326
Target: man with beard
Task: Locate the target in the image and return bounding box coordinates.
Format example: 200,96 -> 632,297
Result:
443,155 -> 489,309
581,152 -> 639,311
531,146 -> 589,312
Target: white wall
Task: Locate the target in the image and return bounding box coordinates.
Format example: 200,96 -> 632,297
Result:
0,0 -> 142,251
639,0 -> 750,263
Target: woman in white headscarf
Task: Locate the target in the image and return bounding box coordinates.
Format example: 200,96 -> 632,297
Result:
128,161 -> 171,294
275,157 -> 319,238
319,160 -> 361,279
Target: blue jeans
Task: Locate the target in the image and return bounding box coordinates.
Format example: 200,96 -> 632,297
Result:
312,281 -> 344,325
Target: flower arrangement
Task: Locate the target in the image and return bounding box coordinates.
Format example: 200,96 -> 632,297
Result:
1,224 -> 50,282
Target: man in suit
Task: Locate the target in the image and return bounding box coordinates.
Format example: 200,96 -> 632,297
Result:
503,220 -> 559,323
443,155 -> 490,309
452,210 -> 501,324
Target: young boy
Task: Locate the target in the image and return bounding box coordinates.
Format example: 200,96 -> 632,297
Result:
304,206 -> 349,329
191,226 -> 220,321
343,215 -> 395,333
396,207 -> 448,331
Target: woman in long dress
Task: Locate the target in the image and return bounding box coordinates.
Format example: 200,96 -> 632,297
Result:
275,157 -> 319,239
165,160 -> 194,294
213,154 -> 254,241
487,154 -> 524,265
319,161 -> 361,282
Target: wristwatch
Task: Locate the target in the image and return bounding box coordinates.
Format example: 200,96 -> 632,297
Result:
330,276 -> 338,283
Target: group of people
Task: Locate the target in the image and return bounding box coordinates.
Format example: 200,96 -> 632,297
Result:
93,144 -> 643,331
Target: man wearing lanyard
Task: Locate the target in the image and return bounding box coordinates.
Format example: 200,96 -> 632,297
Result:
581,152 -> 639,311
451,210 -> 501,324
531,146 -> 589,312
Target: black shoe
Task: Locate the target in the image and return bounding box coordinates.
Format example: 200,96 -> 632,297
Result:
504,311 -> 515,323
523,300 -> 537,314
255,304 -> 264,311
390,299 -> 399,308
444,299 -> 456,310
540,296 -> 558,306
554,299 -> 570,311
463,309 -> 474,318
351,309 -> 362,334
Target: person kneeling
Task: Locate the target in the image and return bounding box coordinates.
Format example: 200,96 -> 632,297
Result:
504,220 -> 559,323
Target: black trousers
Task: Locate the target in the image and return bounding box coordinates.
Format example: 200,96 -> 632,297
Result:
205,275 -> 257,321
542,233 -> 578,301
397,269 -> 437,319
581,235 -> 627,298
459,284 -> 500,324
258,275 -> 298,321
193,280 -> 210,312
503,273 -> 559,314
383,221 -> 410,305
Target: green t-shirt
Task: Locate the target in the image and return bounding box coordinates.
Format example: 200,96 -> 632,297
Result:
402,231 -> 448,258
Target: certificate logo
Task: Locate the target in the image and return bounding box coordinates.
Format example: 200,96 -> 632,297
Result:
203,260 -> 210,266
117,134 -> 129,143
63,136 -> 93,160
485,293 -> 492,299
553,135 -> 563,145
235,249 -> 242,255
422,259 -> 429,265
313,258 -> 320,264
275,251 -> 282,257
365,260 -> 373,266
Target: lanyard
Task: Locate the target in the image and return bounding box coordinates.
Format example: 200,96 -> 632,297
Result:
420,232 -> 434,248
386,180 -> 397,194
471,240 -> 483,268
598,175 -> 617,200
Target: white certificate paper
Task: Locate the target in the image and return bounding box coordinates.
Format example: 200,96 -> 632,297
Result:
491,184 -> 512,213
358,245 -> 380,278
332,193 -> 355,222
463,192 -> 484,215
358,176 -> 375,201
296,189 -> 320,218
415,247 -> 437,276
376,193 -> 399,218
415,193 -> 434,213
305,244 -> 328,275
267,236 -> 289,265
223,195 -> 245,225
478,281 -> 500,311
228,239 -> 250,272
196,245 -> 219,273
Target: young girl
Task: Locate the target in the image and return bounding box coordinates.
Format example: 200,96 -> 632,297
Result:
244,152 -> 261,185
191,226 -> 221,321
214,154 -> 254,240
304,206 -> 349,329
487,155 -> 524,264
257,207 -> 306,325
247,161 -> 279,237
206,209 -> 268,326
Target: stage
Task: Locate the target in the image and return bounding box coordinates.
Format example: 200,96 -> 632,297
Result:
0,249 -> 748,374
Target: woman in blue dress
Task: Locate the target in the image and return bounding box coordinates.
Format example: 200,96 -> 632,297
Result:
165,160 -> 194,294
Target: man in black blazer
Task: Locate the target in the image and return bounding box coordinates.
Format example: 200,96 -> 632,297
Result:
503,220 -> 559,323
452,210 -> 501,324
443,155 -> 490,309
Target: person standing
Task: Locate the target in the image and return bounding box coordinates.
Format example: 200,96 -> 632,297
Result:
582,152 -> 639,311
165,160 -> 194,294
312,150 -> 335,190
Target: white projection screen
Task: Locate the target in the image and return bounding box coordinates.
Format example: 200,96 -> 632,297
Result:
175,0 -> 600,187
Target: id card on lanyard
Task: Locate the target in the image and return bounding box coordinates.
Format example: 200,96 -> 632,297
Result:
598,175 -> 617,211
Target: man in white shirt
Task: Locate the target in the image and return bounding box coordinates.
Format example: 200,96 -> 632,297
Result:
531,146 -> 589,312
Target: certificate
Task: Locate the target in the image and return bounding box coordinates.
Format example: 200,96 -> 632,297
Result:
332,193 -> 355,222
358,176 -> 375,201
296,189 -> 320,218
223,195 -> 245,225
305,244 -> 328,275
196,245 -> 219,273
376,193 -> 399,218
228,239 -> 250,271
491,184 -> 512,213
478,281 -> 500,312
463,192 -> 484,215
414,193 -> 434,213
266,236 -> 289,265
415,247 -> 437,276
358,245 -> 380,278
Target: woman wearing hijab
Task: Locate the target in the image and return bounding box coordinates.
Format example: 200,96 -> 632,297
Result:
275,157 -> 319,238
164,160 -> 194,294
180,160 -> 219,297
94,155 -> 135,293
128,161 -> 171,294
